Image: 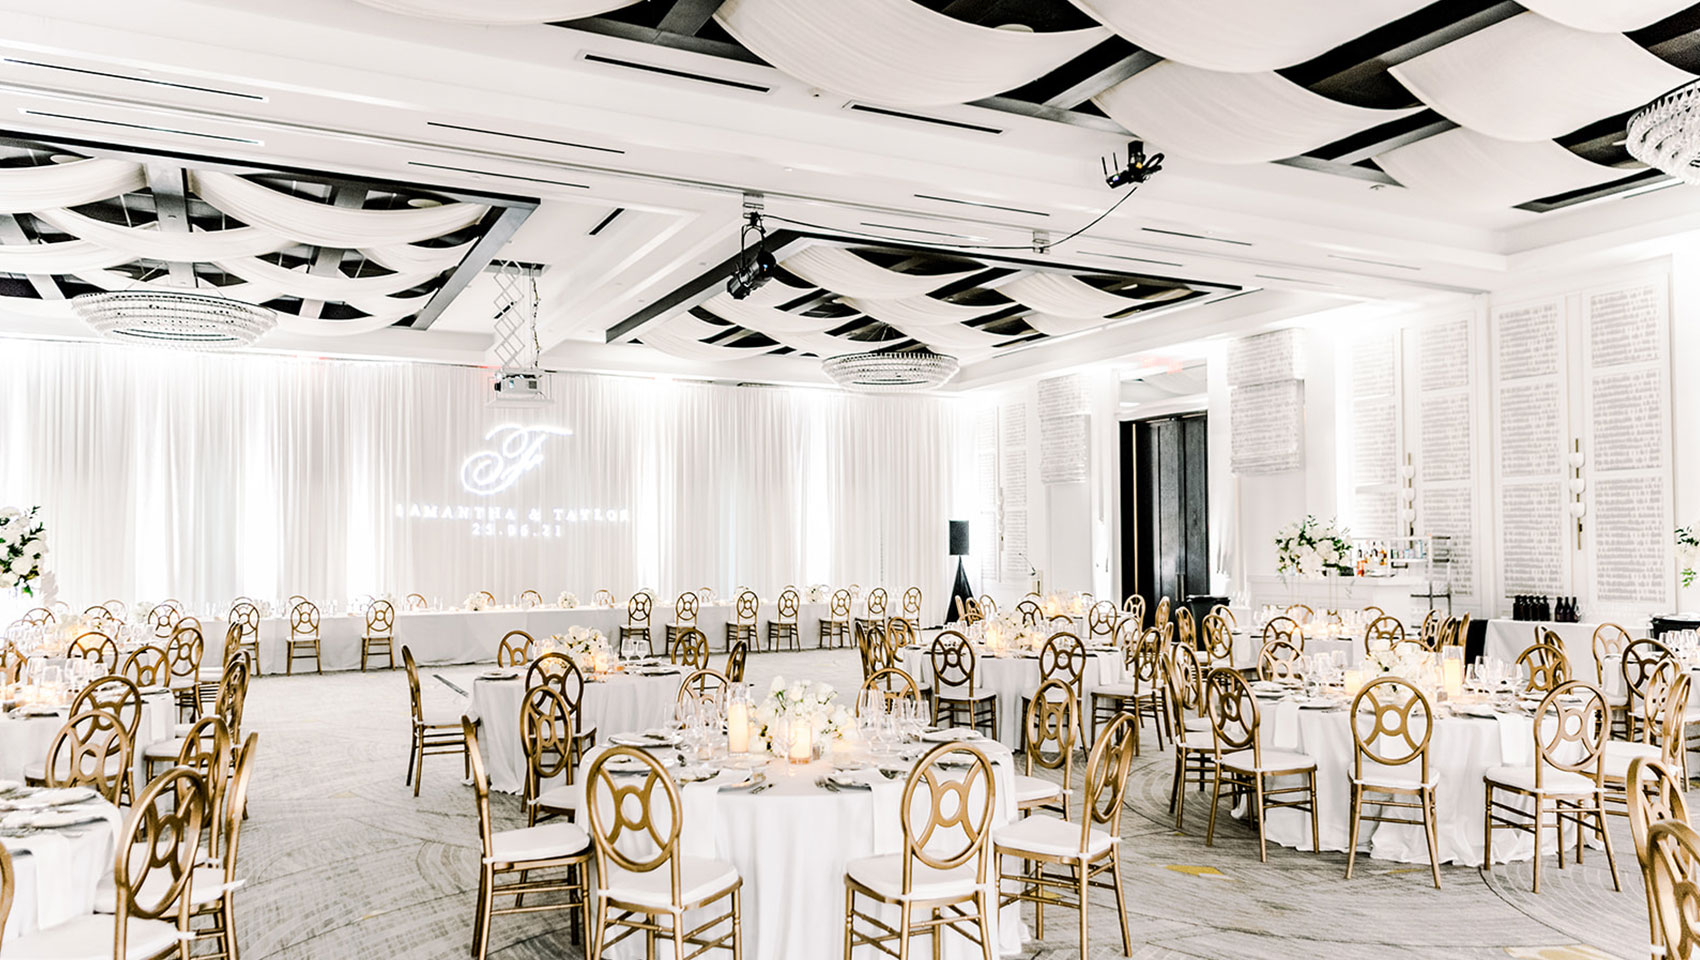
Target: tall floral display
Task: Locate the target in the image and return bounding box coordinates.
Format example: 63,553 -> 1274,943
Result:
0,506 -> 47,595
1274,515 -> 1352,579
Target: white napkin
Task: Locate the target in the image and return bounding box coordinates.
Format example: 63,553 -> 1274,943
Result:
1496,714 -> 1533,767
1096,654 -> 1123,686
3,830 -> 75,930
679,774 -> 729,859
1268,701 -> 1302,751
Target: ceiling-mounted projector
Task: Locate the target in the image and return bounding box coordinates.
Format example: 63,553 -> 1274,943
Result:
488,368 -> 551,406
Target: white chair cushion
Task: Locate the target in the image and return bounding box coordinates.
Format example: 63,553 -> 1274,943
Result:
1351,770 -> 1439,790
602,855 -> 739,911
3,913 -> 182,960
94,863 -> 228,912
533,782 -> 583,812
1178,732 -> 1218,752
1602,741 -> 1661,780
195,667 -> 224,683
1092,683 -> 1137,698
934,688 -> 996,702
420,702 -> 466,726
23,756 -> 125,782
1484,764 -> 1598,795
172,722 -> 195,738
487,822 -> 589,864
142,737 -> 186,760
995,813 -> 1117,860
1219,748 -> 1316,774
1012,775 -> 1063,804
846,853 -> 983,902
1183,716 -> 1211,733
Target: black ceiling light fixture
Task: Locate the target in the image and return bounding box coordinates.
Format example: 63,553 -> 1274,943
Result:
726,211 -> 778,300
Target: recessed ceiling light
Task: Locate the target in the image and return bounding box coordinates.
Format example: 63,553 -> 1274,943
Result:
407,198 -> 443,208
995,23 -> 1034,32
48,154 -> 80,164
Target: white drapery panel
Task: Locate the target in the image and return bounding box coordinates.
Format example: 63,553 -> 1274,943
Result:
212,256 -> 442,300
351,0 -> 637,23
1517,0 -> 1694,33
697,298 -> 864,356
1067,0 -> 1432,73
1023,314 -> 1110,337
782,247 -> 974,299
33,208 -> 291,261
363,240 -> 474,273
1094,63 -> 1423,164
0,239 -> 137,273
999,273 -> 1141,318
714,0 -> 1109,107
0,339 -> 979,608
189,172 -> 488,247
0,159 -> 144,214
845,295 -> 1006,329
638,314 -> 776,362
1375,127 -> 1634,210
1388,13 -> 1692,142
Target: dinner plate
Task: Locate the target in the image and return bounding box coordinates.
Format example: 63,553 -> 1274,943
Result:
477,670 -> 519,681
1295,698 -> 1336,709
11,787 -> 97,809
19,807 -> 107,829
1454,703 -> 1497,718
921,728 -> 980,743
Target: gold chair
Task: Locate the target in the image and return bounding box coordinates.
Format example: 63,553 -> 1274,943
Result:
1090,625 -> 1166,754
35,707 -> 133,804
284,599 -> 321,675
1026,631 -> 1085,734
1345,677 -> 1440,889
900,586 -> 924,633
1204,668 -> 1319,862
1120,595 -> 1145,631
226,600 -> 261,677
1606,670 -> 1689,811
977,595 -> 998,619
1482,679 -> 1620,894
181,730 -> 259,960
1163,642 -> 1215,830
123,645 -> 170,688
1284,602 -> 1312,621
405,593 -> 428,611
818,588 -> 851,648
1174,606 -> 1197,649
522,684 -> 587,827
858,667 -> 922,714
4,765 -> 210,960
1199,611 -> 1234,668
69,630 -> 119,670
995,715 -> 1135,958
1014,678 -> 1075,819
954,596 -> 983,625
525,652 -> 571,695
1516,640 -> 1572,695
621,591 -> 654,655
885,617 -> 917,662
767,586 -> 802,651
475,590 -> 497,608
1443,613 -> 1470,649
585,746 -> 743,959
1592,622 -> 1633,685
1622,637 -> 1676,741
362,598 -> 396,671
724,638 -> 748,683
1362,615 -> 1405,655
519,589 -> 543,609
0,831 -> 11,944
843,741 -> 996,960
592,588 -> 615,607
1644,819 -> 1700,960
168,625 -> 204,722
1419,611 -> 1440,648
465,718 -> 592,960
1256,639 -> 1304,684
928,630 -> 997,737
669,627 -> 711,670
726,589 -> 758,652
497,630 -> 533,667
140,713 -> 232,816
1152,596 -> 1171,629
402,645 -> 468,796
1627,756 -> 1689,960
16,605 -> 52,627
676,668 -> 730,718
664,591 -> 700,650
1015,598 -> 1041,626
855,587 -> 890,638
1086,600 -> 1119,644
855,620 -> 891,680
1261,615 -> 1302,651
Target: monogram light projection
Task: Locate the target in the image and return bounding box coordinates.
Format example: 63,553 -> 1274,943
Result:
459,424 -> 574,495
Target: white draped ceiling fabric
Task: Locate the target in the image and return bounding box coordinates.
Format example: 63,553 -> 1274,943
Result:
714,0 -> 1109,107
1375,127 -> 1631,210
0,339 -> 978,606
697,294 -> 866,357
351,0 -> 636,23
1388,13 -> 1692,143
999,272 -> 1141,319
1094,63 -> 1423,164
187,172 -> 487,247
1067,0 -> 1433,72
1517,0 -> 1695,33
781,247 -> 975,299
0,159 -> 145,214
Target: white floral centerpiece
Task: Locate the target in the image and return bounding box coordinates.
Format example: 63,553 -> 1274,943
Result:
557,591 -> 579,609
465,592 -> 490,612
0,506 -> 48,595
752,676 -> 850,758
967,613 -> 1043,655
806,584 -> 827,603
542,625 -> 610,672
1274,516 -> 1353,579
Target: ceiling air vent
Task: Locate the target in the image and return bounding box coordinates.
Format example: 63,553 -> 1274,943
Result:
580,53 -> 771,93
406,161 -> 589,189
425,121 -> 624,155
19,109 -> 260,144
846,103 -> 1004,136
3,59 -> 264,100
913,193 -> 1048,217
1140,227 -> 1252,247
588,208 -> 624,236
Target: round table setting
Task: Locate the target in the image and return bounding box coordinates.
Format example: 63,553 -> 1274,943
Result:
577,720 -> 1022,960
895,644 -> 1116,746
465,660 -> 683,794
0,783 -> 125,943
0,685 -> 176,789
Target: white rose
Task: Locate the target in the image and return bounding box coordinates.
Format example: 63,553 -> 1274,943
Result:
0,572 -> 14,587
0,507 -> 20,522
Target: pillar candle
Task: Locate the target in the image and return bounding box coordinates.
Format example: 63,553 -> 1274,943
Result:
727,701 -> 749,754
1442,658 -> 1464,699
789,717 -> 813,763
1343,667 -> 1364,700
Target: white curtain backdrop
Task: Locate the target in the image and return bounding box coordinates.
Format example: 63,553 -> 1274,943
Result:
0,339 -> 981,611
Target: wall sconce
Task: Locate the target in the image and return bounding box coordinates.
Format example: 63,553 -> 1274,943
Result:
1570,439 -> 1586,550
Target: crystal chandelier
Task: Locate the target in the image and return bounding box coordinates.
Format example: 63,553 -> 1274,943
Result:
70,289 -> 277,349
821,348 -> 960,393
1627,80 -> 1700,184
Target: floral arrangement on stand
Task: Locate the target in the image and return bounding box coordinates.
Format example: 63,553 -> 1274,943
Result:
806,584 -> 828,603
1274,516 -> 1353,579
465,592 -> 490,612
0,506 -> 48,595
557,591 -> 579,609
543,625 -> 610,673
1678,525 -> 1699,588
752,676 -> 850,758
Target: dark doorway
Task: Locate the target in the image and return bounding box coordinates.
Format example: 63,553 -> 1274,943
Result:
1121,413 -> 1209,610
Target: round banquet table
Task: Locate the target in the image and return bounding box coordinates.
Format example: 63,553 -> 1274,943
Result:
1,795 -> 124,942
0,688 -> 175,789
1252,697 -> 1545,866
466,667 -> 682,794
579,741 -> 1024,960
896,645 -> 1114,747
1232,630 -> 1360,670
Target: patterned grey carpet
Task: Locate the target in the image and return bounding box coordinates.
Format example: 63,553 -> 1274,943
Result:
229,649 -> 1652,960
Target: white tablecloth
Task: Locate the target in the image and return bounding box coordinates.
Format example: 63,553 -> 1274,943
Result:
896,647 -> 1113,747
197,599 -> 861,673
581,742 -> 1022,960
1481,620 -> 1641,683
1232,631 -> 1361,670
2,799 -> 123,942
1254,699 -> 1542,866
0,689 -> 175,790
464,669 -> 681,794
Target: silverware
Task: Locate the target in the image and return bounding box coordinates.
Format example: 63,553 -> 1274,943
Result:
748,783 -> 773,795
